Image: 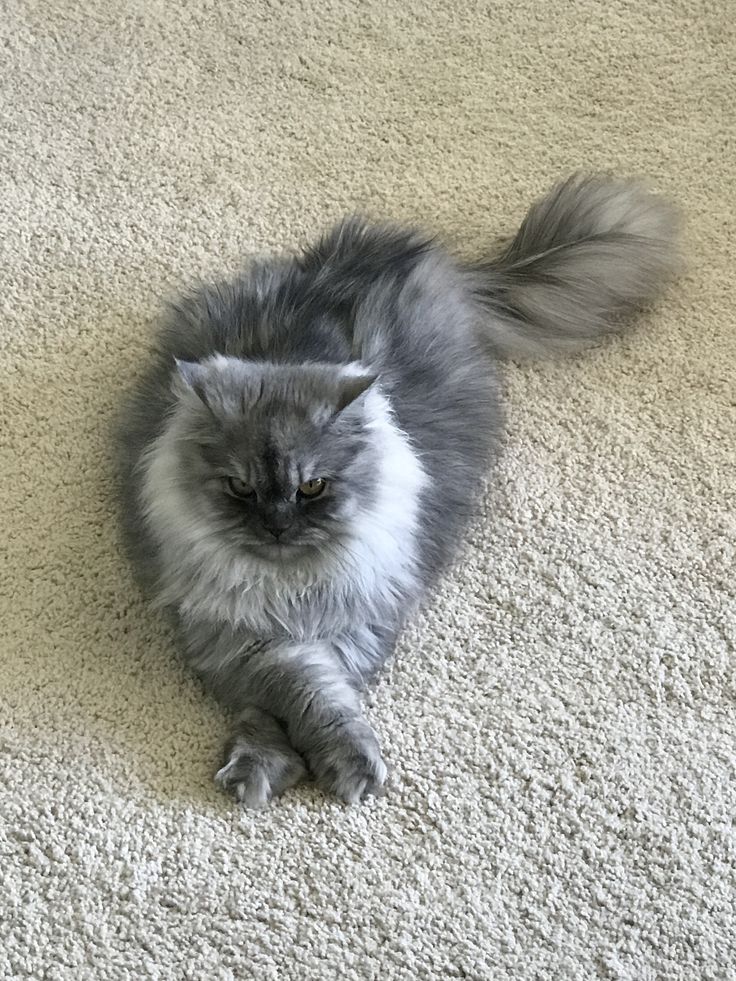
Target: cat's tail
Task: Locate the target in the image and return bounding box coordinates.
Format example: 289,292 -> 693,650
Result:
473,173 -> 681,357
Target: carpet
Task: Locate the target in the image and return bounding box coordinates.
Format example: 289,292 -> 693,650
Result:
2,1 -> 734,978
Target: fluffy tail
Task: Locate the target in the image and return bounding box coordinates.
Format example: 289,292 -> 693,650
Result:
475,174 -> 681,357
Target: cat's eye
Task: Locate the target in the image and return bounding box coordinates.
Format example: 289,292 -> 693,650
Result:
298,478 -> 327,499
226,476 -> 255,498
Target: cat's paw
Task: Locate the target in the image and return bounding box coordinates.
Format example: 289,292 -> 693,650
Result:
215,731 -> 307,809
306,719 -> 388,804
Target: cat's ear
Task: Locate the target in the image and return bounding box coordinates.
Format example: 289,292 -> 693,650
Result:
172,359 -> 209,403
173,356 -> 263,412
335,372 -> 377,413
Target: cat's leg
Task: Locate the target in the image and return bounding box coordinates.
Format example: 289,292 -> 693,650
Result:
215,705 -> 307,809
180,623 -> 309,808
184,621 -> 393,805
245,637 -> 389,805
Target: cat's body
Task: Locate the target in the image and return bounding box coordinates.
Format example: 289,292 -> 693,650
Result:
118,175 -> 678,806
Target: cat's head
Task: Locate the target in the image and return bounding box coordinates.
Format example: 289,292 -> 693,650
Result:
169,355 -> 383,563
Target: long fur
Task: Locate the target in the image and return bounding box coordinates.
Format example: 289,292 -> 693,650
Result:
474,173 -> 680,356
117,173 -> 679,806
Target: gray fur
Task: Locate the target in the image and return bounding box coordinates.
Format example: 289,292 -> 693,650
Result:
117,174 -> 679,806
474,173 -> 681,356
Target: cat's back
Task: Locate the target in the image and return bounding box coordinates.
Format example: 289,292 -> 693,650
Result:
159,258 -> 353,366
158,218 -> 480,370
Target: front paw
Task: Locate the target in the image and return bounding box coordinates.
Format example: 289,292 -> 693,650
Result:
216,725 -> 307,809
304,719 -> 388,804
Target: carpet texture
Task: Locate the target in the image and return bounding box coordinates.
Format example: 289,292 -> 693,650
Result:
2,1 -> 734,978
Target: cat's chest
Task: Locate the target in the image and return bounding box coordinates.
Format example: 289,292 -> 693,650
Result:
176,550 -> 418,640
188,577 -> 368,639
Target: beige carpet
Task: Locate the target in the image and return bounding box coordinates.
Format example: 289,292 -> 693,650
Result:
2,1 -> 734,978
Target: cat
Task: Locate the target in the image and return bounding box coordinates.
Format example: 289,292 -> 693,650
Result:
117,174 -> 679,807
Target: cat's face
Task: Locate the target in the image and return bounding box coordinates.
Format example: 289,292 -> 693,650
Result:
172,356 -> 380,563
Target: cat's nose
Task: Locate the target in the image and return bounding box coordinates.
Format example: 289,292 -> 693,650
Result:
261,513 -> 294,540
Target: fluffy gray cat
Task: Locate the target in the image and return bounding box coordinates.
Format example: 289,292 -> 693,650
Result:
118,174 -> 679,807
